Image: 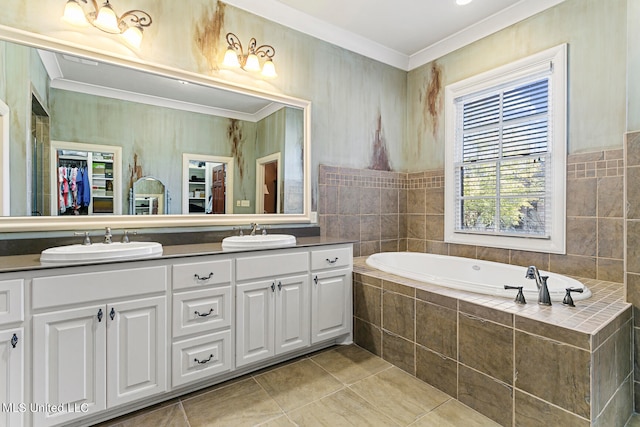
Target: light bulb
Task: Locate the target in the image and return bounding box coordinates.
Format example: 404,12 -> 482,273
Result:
244,53 -> 260,72
223,48 -> 241,68
62,0 -> 89,26
94,2 -> 120,33
122,25 -> 143,48
261,60 -> 277,78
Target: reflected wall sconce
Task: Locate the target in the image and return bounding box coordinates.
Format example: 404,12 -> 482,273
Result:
62,0 -> 152,49
222,33 -> 277,78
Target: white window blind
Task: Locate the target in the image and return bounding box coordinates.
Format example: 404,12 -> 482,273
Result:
453,76 -> 552,238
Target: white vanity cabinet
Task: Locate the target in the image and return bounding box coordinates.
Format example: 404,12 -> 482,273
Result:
31,266 -> 167,427
235,251 -> 310,368
310,246 -> 353,344
0,278 -> 25,427
171,258 -> 233,388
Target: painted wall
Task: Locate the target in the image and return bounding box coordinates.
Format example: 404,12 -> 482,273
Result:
406,0 -> 627,172
0,0 -> 407,215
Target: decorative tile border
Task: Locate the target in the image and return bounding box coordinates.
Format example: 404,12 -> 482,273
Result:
567,149 -> 624,179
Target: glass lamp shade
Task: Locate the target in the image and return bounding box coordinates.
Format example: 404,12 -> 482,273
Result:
261,60 -> 277,78
94,2 -> 120,33
122,25 -> 143,48
63,0 -> 89,26
244,53 -> 261,72
223,48 -> 241,68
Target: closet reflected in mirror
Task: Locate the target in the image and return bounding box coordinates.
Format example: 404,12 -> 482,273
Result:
130,176 -> 168,215
182,154 -> 234,215
50,141 -> 122,215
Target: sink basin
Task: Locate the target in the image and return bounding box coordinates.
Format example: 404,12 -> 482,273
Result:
221,234 -> 296,251
40,241 -> 163,264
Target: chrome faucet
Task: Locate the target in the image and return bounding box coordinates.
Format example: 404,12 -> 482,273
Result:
104,227 -> 113,244
525,266 -> 551,306
250,223 -> 259,236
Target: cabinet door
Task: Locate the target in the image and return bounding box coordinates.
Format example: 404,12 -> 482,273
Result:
33,305 -> 107,427
0,328 -> 24,427
236,280 -> 275,368
311,268 -> 352,344
275,274 -> 310,355
107,296 -> 167,408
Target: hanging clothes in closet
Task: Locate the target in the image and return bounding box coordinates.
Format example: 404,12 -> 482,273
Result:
58,161 -> 91,215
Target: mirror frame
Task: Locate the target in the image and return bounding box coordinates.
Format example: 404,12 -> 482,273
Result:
0,25 -> 312,232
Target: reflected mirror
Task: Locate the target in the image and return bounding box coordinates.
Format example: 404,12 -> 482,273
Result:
0,33 -> 310,231
130,176 -> 168,215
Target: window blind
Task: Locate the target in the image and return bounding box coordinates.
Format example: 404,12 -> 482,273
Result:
454,77 -> 551,237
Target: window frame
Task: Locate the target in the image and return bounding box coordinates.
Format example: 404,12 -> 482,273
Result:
444,44 -> 567,254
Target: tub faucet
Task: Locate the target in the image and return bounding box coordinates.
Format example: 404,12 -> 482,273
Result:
104,227 -> 113,244
525,266 -> 551,306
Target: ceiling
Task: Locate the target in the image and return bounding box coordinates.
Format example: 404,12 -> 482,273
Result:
222,0 -> 565,70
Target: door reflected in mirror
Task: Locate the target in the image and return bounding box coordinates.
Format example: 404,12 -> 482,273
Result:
182,154 -> 234,214
130,176 -> 168,215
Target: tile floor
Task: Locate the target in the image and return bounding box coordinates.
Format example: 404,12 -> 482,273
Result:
94,345 -> 501,427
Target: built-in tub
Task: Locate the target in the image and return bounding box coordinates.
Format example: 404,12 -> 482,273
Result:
366,252 -> 591,302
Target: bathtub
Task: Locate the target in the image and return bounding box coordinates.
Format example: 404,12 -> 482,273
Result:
366,252 -> 591,302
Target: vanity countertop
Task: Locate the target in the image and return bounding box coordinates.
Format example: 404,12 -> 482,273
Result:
0,236 -> 352,273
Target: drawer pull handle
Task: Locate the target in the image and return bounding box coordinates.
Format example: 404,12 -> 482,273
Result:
314,276 -> 318,285
194,354 -> 214,365
10,334 -> 18,349
110,307 -> 116,321
194,308 -> 214,317
326,257 -> 339,264
277,281 -> 282,291
271,282 -> 276,292
194,272 -> 214,281
97,308 -> 104,322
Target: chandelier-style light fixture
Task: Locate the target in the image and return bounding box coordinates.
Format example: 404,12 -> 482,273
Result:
222,33 -> 277,78
62,0 -> 152,49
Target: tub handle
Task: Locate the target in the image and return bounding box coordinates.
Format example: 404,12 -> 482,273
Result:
504,285 -> 526,304
562,287 -> 583,307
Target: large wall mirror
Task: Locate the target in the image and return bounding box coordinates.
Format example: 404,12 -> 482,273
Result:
0,30 -> 311,232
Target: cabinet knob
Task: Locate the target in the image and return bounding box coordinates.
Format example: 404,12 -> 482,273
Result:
271,282 -> 276,292
314,276 -> 319,285
10,333 -> 18,349
194,354 -> 214,365
277,281 -> 282,291
97,308 -> 104,322
110,307 -> 116,320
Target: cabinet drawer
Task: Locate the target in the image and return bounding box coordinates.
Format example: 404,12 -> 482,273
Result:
236,251 -> 309,281
0,279 -> 24,325
32,266 -> 167,310
173,287 -> 232,337
172,330 -> 232,388
173,259 -> 232,290
311,247 -> 352,271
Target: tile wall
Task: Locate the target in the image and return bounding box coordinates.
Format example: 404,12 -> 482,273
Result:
319,148 -> 625,282
625,131 -> 640,410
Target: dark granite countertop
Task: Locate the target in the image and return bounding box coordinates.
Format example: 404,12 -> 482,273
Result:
0,236 -> 352,273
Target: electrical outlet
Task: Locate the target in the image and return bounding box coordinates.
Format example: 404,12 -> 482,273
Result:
311,211 -> 318,223
240,200 -> 250,207
236,200 -> 241,206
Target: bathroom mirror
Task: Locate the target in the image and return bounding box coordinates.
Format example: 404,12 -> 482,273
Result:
0,30 -> 311,232
130,177 -> 168,215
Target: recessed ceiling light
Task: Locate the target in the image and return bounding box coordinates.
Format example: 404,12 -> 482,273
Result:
456,0 -> 473,5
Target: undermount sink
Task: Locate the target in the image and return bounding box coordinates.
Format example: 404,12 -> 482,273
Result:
40,241 -> 163,264
221,234 -> 297,251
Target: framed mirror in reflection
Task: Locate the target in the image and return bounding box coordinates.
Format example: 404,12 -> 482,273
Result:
0,33 -> 310,231
130,177 -> 169,215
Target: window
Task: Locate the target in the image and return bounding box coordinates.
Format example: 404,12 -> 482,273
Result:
444,45 -> 567,253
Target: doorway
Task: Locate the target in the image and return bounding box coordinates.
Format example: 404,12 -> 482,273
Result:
0,99 -> 9,215
256,152 -> 281,214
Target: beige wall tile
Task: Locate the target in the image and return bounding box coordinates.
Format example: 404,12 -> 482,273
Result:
407,214 -> 426,239
515,316 -> 590,350
339,215 -> 361,240
381,188 -> 399,214
598,218 -> 624,259
458,365 -> 513,427
477,247 -> 510,264
594,377 -> 633,427
425,240 -> 449,255
597,176 -> 624,218
360,215 -> 381,241
627,221 -> 640,274
380,239 -> 399,252
459,301 -> 513,326
567,178 -> 597,217
354,318 -> 382,357
514,390 -> 589,427
567,217 -> 597,257
359,241 -> 380,257
549,254 -> 597,278
515,331 -> 590,418
338,186 -> 361,215
382,331 -> 415,374
408,189 -> 426,214
626,132 -> 640,167
449,244 -> 476,259
382,291 -> 415,341
597,258 -> 624,283
354,282 -> 381,326
425,214 -> 444,241
425,188 -> 444,215
510,250 -> 550,270
627,167 -> 640,219
459,313 -> 513,384
359,187 -> 381,215
415,345 -> 458,399
416,300 -> 457,359
380,214 -> 399,240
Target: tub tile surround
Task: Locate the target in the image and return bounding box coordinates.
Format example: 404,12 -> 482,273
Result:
319,149 -> 624,282
353,258 -> 632,427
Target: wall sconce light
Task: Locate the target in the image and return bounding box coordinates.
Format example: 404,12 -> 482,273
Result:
222,33 -> 277,78
62,0 -> 152,49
